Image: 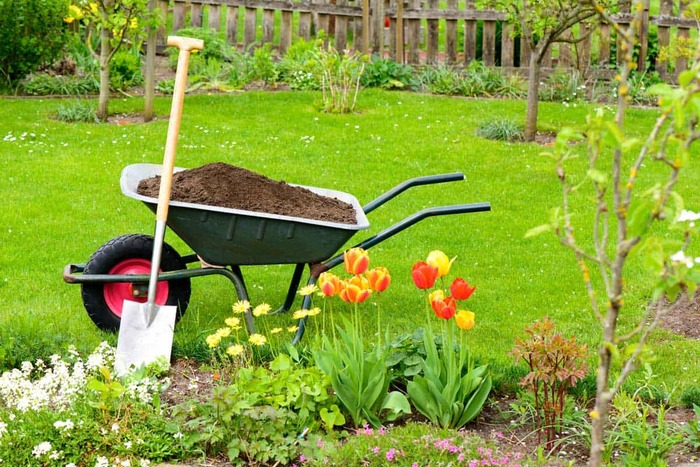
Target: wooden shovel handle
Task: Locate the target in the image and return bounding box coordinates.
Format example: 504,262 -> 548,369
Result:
155,36 -> 204,223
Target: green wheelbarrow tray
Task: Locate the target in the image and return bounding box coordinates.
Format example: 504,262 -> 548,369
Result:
121,163 -> 371,266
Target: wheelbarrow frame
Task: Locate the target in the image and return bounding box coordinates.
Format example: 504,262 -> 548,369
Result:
64,171 -> 490,344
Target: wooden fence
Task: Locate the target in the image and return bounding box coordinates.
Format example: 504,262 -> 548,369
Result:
156,0 -> 698,79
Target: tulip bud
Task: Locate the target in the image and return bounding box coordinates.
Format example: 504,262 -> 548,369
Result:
451,278 -> 476,301
339,276 -> 372,303
366,267 -> 391,292
426,250 -> 455,278
411,261 -> 438,289
344,247 -> 370,275
455,310 -> 475,330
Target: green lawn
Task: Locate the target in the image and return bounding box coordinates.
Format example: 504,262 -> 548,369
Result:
1,90 -> 699,394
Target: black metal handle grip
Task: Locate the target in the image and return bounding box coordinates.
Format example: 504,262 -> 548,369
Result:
362,172 -> 465,214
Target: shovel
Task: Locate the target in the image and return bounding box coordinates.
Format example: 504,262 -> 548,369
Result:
116,35 -> 204,374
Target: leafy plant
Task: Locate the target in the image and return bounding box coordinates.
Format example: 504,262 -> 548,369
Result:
681,386 -> 700,409
55,100 -> 99,123
510,317 -> 588,451
109,50 -> 143,91
406,251 -> 492,429
385,329 -> 428,387
311,39 -> 367,113
539,68 -> 586,103
21,74 -> 99,96
361,56 -> 416,90
247,43 -> 280,86
680,405 -> 700,450
417,65 -> 459,95
278,38 -> 320,90
314,248 -> 410,427
0,0 -> 70,86
476,118 -> 524,142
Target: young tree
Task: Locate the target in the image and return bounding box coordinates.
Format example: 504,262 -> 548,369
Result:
66,0 -> 158,121
480,0 -> 608,141
529,2 -> 700,464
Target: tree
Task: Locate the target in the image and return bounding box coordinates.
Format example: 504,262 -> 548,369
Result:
528,2 -> 700,464
480,0 -> 606,141
65,0 -> 159,121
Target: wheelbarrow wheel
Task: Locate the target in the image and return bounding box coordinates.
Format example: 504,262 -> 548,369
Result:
81,234 -> 191,331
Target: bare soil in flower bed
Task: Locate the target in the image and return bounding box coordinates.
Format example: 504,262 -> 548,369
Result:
137,162 -> 357,225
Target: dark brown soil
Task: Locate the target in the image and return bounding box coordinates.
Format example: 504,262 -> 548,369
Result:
660,292 -> 700,339
137,162 -> 357,225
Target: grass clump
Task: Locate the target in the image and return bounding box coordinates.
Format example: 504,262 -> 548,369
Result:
54,101 -> 98,123
476,118 -> 524,142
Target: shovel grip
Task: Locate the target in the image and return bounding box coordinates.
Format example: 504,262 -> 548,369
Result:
167,36 -> 204,52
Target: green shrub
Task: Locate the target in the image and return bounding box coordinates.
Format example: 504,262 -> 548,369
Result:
110,50 -> 143,91
361,56 -> 416,90
247,43 -> 280,85
279,39 -> 320,90
417,65 -> 459,95
0,0 -> 70,86
539,68 -> 585,103
681,386 -> 700,409
168,27 -> 236,66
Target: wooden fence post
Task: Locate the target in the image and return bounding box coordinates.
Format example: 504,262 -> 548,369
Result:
227,5 -> 239,46
209,4 -> 221,31
464,0 -> 476,65
501,22 -> 514,67
191,2 -> 203,28
655,0 -> 674,78
172,1 -> 187,32
280,9 -> 293,53
445,0 -> 458,64
245,5 -> 258,48
407,0 -> 421,64
427,0 -> 439,64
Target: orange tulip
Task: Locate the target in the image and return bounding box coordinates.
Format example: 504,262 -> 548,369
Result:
366,267 -> 391,292
344,247 -> 370,275
411,261 -> 438,289
318,272 -> 341,297
455,310 -> 475,330
431,295 -> 456,320
339,276 -> 372,303
451,278 -> 475,301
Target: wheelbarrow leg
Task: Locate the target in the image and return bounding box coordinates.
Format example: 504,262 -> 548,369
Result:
228,265 -> 257,334
271,263 -> 305,315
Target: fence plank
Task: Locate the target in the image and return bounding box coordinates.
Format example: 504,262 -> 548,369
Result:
676,0 -> 690,74
209,4 -> 221,30
482,20 -> 496,66
598,23 -> 610,66
191,2 -> 203,27
336,0 -> 349,51
445,0 -> 457,64
372,0 -> 385,54
299,3 -> 312,40
280,10 -> 293,52
173,1 -> 187,32
655,0 -> 673,78
520,35 -> 531,67
226,5 -> 239,45
463,0 -> 476,64
157,0 -> 169,48
501,22 -> 513,67
245,6 -> 257,47
636,0 -> 650,71
577,22 -> 592,74
427,0 -> 439,64
263,8 -> 275,43
407,0 -> 421,64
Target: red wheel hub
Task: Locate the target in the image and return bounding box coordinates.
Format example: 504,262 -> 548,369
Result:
104,259 -> 169,317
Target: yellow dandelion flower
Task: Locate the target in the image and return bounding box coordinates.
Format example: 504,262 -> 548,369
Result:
216,327 -> 231,338
287,325 -> 299,333
248,333 -> 267,346
292,309 -> 309,320
205,334 -> 221,348
298,284 -> 319,296
270,327 -> 283,334
306,307 -> 321,316
232,300 -> 250,314
90,2 -> 98,13
224,317 -> 241,328
129,17 -> 138,29
226,344 -> 245,356
253,303 -> 272,317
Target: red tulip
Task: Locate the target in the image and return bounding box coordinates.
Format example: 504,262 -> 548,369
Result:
431,295 -> 456,320
411,262 -> 438,289
339,276 -> 372,303
366,267 -> 391,292
318,272 -> 341,297
344,247 -> 370,275
451,278 -> 475,301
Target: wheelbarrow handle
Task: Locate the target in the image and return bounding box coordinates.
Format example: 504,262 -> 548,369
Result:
362,172 -> 465,214
324,202 -> 491,270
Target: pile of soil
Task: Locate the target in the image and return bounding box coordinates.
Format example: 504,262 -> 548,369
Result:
137,162 -> 357,225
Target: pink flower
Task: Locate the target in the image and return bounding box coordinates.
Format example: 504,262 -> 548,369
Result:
372,446 -> 380,454
386,448 -> 396,461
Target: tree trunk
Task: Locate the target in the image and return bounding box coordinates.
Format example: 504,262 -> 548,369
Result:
97,26 -> 112,122
524,51 -> 541,141
588,346 -> 612,466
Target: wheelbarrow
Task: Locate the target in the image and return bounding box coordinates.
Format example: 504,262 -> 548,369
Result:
64,163 -> 491,344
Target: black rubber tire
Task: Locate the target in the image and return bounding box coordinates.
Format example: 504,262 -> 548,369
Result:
81,234 -> 191,331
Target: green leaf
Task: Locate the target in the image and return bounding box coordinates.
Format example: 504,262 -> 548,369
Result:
678,70 -> 695,87
587,169 -> 608,185
381,391 -> 411,421
525,224 -> 552,238
627,201 -> 654,238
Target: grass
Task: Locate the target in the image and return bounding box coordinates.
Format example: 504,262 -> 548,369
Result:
1,89 -> 699,395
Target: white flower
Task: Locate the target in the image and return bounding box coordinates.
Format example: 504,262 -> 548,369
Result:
66,464 -> 77,467
139,460 -> 151,467
173,431 -> 184,440
94,456 -> 109,467
32,441 -> 52,458
678,209 -> 700,222
53,419 -> 75,432
0,422 -> 6,438
670,250 -> 694,268
111,422 -> 120,433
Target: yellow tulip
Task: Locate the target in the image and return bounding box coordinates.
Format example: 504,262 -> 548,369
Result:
455,310 -> 475,330
426,250 -> 455,277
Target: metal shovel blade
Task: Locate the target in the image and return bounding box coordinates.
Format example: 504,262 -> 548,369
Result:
116,300 -> 176,375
